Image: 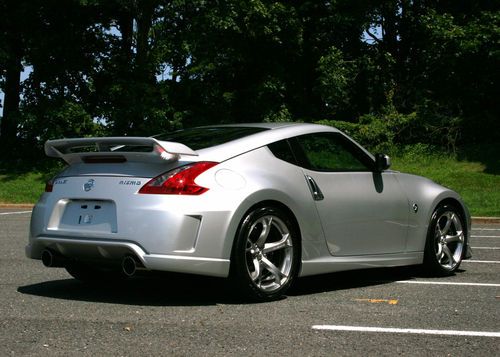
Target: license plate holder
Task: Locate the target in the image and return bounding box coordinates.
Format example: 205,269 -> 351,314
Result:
56,200 -> 117,233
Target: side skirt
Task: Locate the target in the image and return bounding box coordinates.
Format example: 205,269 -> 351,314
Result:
299,252 -> 423,277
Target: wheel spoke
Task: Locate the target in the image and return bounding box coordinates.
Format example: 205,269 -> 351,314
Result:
261,256 -> 286,284
255,217 -> 272,247
250,258 -> 261,281
442,245 -> 455,267
435,243 -> 443,261
445,232 -> 463,244
263,233 -> 291,254
246,243 -> 255,253
441,213 -> 453,235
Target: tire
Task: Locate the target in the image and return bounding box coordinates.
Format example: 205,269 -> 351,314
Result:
65,262 -> 124,283
423,204 -> 466,275
230,206 -> 300,301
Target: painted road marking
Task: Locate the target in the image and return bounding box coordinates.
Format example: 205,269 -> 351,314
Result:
471,247 -> 500,250
462,260 -> 500,264
395,281 -> 500,287
472,228 -> 500,231
355,299 -> 398,305
311,325 -> 500,338
0,211 -> 32,216
471,235 -> 500,238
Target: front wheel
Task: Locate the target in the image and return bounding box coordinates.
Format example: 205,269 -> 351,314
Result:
423,204 -> 466,275
230,206 -> 300,301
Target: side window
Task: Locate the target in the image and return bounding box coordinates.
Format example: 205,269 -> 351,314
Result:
295,133 -> 372,172
268,140 -> 297,165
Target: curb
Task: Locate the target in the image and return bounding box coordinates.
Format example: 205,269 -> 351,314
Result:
1,204 -> 499,224
0,204 -> 35,209
471,217 -> 500,224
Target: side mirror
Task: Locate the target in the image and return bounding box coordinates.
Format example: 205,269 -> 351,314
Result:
375,153 -> 391,171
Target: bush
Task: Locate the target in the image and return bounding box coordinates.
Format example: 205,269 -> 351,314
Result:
316,108 -> 462,153
316,112 -> 416,152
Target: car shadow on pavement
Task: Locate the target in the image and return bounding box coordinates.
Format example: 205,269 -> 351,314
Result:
18,266 -> 453,305
289,266 -> 428,296
18,272 -> 232,306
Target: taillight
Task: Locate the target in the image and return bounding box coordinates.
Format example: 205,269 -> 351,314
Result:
138,162 -> 218,195
45,179 -> 54,192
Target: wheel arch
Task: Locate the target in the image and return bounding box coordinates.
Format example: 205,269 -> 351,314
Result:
432,196 -> 471,241
229,199 -> 303,261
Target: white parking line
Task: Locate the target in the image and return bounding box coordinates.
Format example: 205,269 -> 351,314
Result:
471,235 -> 500,238
462,260 -> 500,264
471,247 -> 500,250
311,325 -> 500,338
472,228 -> 500,231
395,280 -> 500,287
0,211 -> 32,216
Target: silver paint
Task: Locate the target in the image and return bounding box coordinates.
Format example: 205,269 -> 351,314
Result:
27,123 -> 471,279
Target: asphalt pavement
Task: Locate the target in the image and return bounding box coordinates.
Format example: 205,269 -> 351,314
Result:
1,209 -> 498,356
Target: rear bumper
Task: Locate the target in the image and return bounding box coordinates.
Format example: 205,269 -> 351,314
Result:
26,236 -> 230,278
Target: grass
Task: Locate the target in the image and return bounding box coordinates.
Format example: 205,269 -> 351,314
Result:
0,171 -> 48,204
0,147 -> 498,216
390,145 -> 500,217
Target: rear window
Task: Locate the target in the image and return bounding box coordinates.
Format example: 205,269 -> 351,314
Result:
156,126 -> 268,151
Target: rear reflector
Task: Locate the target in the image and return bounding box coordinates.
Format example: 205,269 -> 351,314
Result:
45,179 -> 54,192
138,162 -> 218,195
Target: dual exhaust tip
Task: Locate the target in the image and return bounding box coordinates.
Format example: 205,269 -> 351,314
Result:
41,249 -> 66,268
121,255 -> 143,277
41,249 -> 143,277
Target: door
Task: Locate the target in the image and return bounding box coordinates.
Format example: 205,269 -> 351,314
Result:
293,132 -> 409,256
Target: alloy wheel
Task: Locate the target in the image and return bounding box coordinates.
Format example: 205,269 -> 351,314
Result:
245,215 -> 294,292
433,210 -> 465,271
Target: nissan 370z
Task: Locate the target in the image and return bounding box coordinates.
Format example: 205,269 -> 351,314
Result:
27,123 -> 472,300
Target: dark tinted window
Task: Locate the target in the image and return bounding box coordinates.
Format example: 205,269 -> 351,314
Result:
268,140 -> 297,165
296,132 -> 373,172
156,127 -> 268,150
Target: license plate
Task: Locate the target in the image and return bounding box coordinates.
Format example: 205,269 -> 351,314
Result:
55,200 -> 117,233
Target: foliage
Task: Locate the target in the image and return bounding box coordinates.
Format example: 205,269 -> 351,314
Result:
317,111 -> 417,152
0,0 -> 499,166
315,46 -> 355,115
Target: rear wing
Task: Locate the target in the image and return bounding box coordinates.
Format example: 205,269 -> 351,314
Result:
45,137 -> 198,165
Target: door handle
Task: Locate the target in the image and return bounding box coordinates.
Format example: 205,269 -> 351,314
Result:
305,175 -> 324,201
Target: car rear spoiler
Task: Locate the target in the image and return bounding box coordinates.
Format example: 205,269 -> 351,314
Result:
45,137 -> 198,164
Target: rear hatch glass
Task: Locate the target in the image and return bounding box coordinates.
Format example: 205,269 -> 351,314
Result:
155,127 -> 268,151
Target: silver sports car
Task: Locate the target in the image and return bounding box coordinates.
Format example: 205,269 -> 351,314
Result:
27,123 -> 472,300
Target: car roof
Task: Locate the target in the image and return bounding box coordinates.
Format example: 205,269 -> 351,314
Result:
194,122 -> 342,162
196,122 -> 306,130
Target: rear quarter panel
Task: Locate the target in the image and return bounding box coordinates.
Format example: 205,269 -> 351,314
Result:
203,146 -> 328,262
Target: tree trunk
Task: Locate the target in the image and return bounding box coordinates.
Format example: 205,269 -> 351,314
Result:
0,43 -> 22,147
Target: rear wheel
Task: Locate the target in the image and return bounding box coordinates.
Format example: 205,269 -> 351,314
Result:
230,206 -> 300,301
423,204 -> 466,275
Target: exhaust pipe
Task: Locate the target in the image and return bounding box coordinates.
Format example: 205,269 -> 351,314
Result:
41,249 -> 66,268
122,255 -> 143,277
